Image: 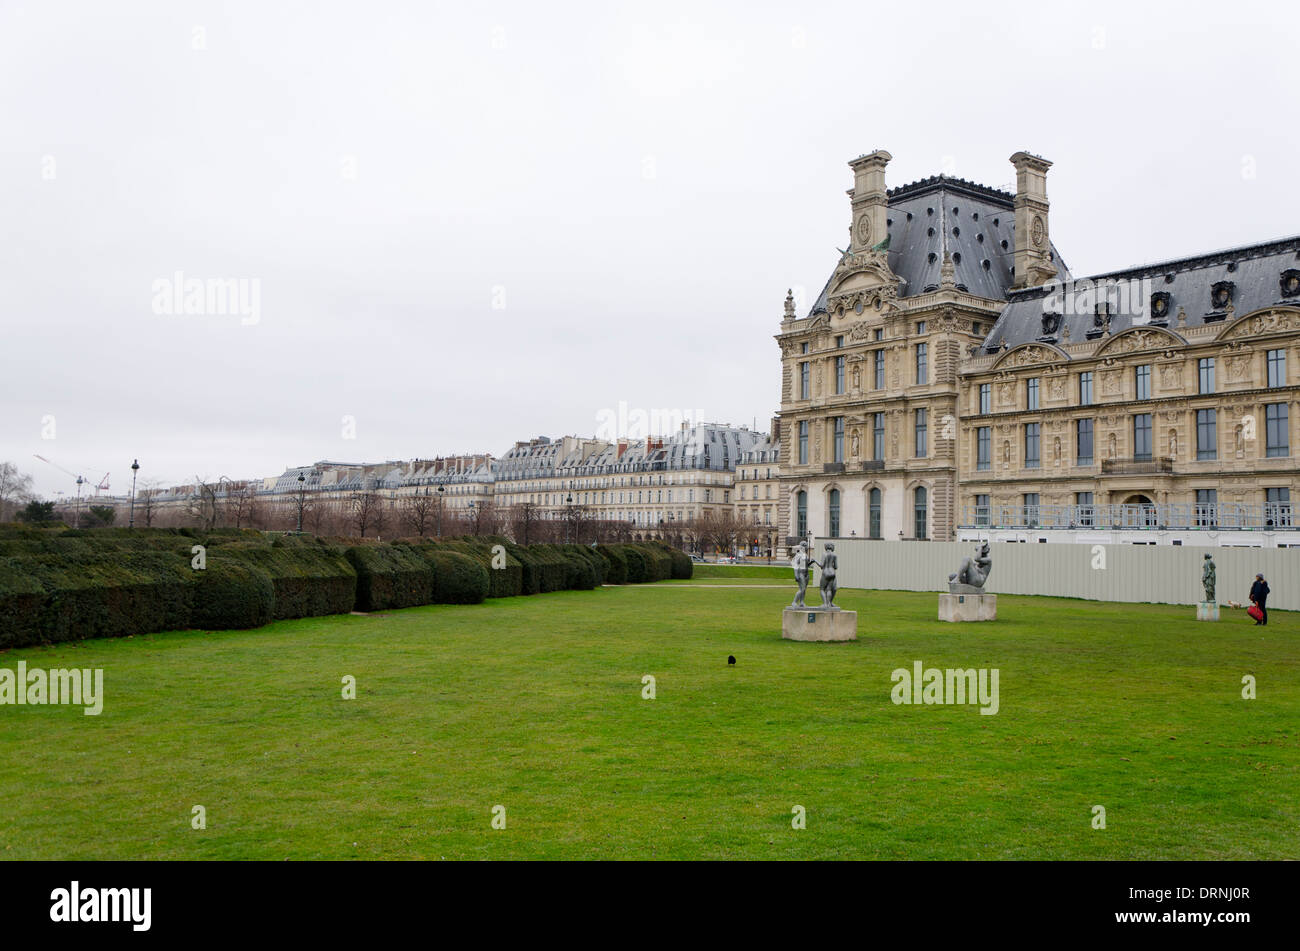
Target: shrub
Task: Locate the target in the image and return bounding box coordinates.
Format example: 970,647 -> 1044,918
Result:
430,539 -> 522,599
218,543 -> 356,619
346,545 -> 433,611
595,545 -> 628,585
633,545 -> 672,582
620,545 -> 649,583
661,544 -> 692,580
0,552 -> 193,647
0,558 -> 51,648
189,555 -> 275,630
427,550 -> 489,604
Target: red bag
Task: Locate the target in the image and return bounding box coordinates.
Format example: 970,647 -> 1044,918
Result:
1247,604 -> 1263,621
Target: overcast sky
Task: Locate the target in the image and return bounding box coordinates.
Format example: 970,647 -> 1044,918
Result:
3,0 -> 1297,499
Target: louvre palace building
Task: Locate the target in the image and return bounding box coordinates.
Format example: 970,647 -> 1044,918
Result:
775,149 -> 1300,547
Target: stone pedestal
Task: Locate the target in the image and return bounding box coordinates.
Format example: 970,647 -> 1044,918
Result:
938,592 -> 997,622
1197,601 -> 1220,621
782,607 -> 858,641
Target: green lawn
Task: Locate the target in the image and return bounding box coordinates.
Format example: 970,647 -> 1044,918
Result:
1,584 -> 1295,859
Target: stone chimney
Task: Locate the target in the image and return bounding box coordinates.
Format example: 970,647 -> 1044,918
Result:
1009,151 -> 1057,289
847,150 -> 892,254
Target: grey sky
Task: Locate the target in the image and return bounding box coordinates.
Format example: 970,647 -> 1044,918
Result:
3,0 -> 1297,499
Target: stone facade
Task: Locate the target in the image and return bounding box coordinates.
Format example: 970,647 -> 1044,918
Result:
776,148 -> 1300,544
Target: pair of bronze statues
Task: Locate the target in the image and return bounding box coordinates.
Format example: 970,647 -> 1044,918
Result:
791,542 -> 839,609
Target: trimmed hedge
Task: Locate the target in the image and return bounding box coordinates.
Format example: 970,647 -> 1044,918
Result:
346,545 -> 433,612
189,555 -> 274,630
0,552 -> 192,648
426,550 -> 489,604
218,543 -> 356,620
0,528 -> 684,644
594,545 -> 628,586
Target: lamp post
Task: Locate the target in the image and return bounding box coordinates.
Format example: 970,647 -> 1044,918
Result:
566,493 -> 573,543
129,459 -> 140,529
468,499 -> 476,536
74,475 -> 85,528
437,484 -> 444,537
296,473 -> 306,532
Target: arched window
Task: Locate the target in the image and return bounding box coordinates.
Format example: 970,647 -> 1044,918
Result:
828,489 -> 841,537
796,491 -> 807,538
913,486 -> 928,540
869,488 -> 882,539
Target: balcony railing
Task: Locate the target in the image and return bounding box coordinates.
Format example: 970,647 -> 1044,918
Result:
960,502 -> 1294,531
1101,456 -> 1174,475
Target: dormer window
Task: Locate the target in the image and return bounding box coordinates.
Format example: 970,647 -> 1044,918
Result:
1150,291 -> 1171,321
1281,269 -> 1300,298
1211,281 -> 1235,311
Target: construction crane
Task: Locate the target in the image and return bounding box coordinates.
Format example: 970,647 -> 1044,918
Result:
33,455 -> 110,496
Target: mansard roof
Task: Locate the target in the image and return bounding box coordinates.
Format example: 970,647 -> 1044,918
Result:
984,234 -> 1300,352
809,175 -> 1071,314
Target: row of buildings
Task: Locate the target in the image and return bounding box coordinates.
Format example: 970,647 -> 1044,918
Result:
84,148 -> 1300,551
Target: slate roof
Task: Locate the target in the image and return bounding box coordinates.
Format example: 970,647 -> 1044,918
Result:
985,234 -> 1300,352
808,176 -> 1071,314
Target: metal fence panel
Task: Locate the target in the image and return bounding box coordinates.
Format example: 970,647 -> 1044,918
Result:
814,538 -> 1300,612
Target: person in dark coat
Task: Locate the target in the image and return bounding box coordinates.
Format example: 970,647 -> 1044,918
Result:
1249,573 -> 1270,626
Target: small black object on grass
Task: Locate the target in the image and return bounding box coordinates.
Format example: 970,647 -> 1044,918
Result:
727,655 -> 736,666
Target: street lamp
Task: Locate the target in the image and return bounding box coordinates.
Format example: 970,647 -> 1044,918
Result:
296,472 -> 306,532
129,459 -> 140,529
74,475 -> 85,528
437,484 -> 444,537
468,499 -> 476,536
566,493 -> 573,543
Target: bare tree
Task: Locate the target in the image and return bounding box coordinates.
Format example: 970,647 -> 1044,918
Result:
372,497 -> 391,539
137,479 -> 161,528
187,478 -> 220,530
401,492 -> 438,538
509,502 -> 540,544
0,462 -> 35,522
222,479 -> 260,529
349,491 -> 381,538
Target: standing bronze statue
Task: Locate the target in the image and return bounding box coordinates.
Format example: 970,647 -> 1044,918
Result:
791,542 -> 812,608
1202,554 -> 1216,602
816,543 -> 839,609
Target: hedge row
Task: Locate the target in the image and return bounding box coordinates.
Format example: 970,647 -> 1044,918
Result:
0,527 -> 691,648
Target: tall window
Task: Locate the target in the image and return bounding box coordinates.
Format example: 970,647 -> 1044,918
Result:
873,413 -> 885,460
1196,409 -> 1217,460
914,408 -> 928,457
874,328 -> 883,341
835,334 -> 844,348
800,362 -> 810,400
1024,423 -> 1040,468
874,350 -> 885,389
835,355 -> 845,394
1195,488 -> 1218,527
915,343 -> 928,385
1027,377 -> 1040,410
1134,413 -> 1153,461
1266,403 -> 1289,457
913,486 -> 928,539
916,320 -> 927,334
978,383 -> 990,415
1268,349 -> 1286,388
798,420 -> 809,465
977,426 -> 991,470
1079,371 -> 1093,406
1076,491 -> 1095,527
833,416 -> 845,463
1266,487 -> 1292,527
1024,493 -> 1040,527
1135,364 -> 1151,400
828,489 -> 841,537
801,342 -> 808,354
1076,418 -> 1094,466
1198,357 -> 1215,394
796,491 -> 807,538
869,488 -> 882,539
974,494 -> 990,527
